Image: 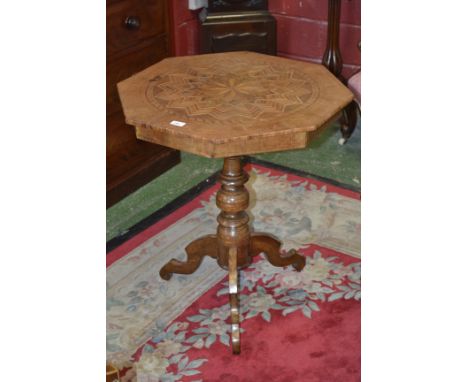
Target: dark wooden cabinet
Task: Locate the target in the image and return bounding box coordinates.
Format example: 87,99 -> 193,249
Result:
208,0 -> 268,12
107,0 -> 180,207
200,0 -> 276,55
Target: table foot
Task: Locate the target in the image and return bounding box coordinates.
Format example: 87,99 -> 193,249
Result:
250,233 -> 306,272
228,246 -> 240,355
159,235 -> 217,280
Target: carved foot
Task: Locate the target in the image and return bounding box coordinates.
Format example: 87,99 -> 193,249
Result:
339,101 -> 359,144
250,233 -> 305,272
159,235 -> 217,280
228,247 -> 240,355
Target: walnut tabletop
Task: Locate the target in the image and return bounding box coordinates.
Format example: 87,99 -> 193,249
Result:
117,51 -> 353,158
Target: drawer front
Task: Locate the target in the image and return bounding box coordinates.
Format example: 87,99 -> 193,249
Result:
107,33 -> 169,116
201,15 -> 277,55
107,0 -> 167,57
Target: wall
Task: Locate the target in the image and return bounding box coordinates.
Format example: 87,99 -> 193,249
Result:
169,1 -> 201,56
270,0 -> 361,78
169,0 -> 361,78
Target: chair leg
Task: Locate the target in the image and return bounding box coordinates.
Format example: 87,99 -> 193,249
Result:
339,101 -> 359,145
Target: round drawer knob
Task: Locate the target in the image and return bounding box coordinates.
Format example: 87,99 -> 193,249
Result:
124,16 -> 141,30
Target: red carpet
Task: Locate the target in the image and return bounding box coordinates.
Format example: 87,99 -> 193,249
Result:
107,163 -> 360,382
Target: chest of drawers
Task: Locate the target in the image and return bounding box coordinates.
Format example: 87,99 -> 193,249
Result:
106,0 -> 180,207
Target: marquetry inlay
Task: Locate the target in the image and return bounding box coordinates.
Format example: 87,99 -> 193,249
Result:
118,51 -> 353,158
145,55 -> 320,126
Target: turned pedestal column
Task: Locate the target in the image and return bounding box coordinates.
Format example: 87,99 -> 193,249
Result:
159,157 -> 305,354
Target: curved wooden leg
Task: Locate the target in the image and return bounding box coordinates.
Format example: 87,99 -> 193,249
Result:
339,101 -> 359,145
228,247 -> 240,355
159,235 -> 217,280
250,233 -> 305,271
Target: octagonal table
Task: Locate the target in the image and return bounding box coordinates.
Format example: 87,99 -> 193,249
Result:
118,51 -> 353,354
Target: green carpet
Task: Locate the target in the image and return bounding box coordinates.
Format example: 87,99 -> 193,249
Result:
106,121 -> 360,241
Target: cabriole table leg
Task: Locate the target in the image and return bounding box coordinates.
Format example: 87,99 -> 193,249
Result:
159,235 -> 217,280
250,233 -> 306,271
228,246 -> 240,354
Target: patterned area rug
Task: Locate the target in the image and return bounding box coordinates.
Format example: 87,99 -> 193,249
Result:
107,163 -> 361,381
